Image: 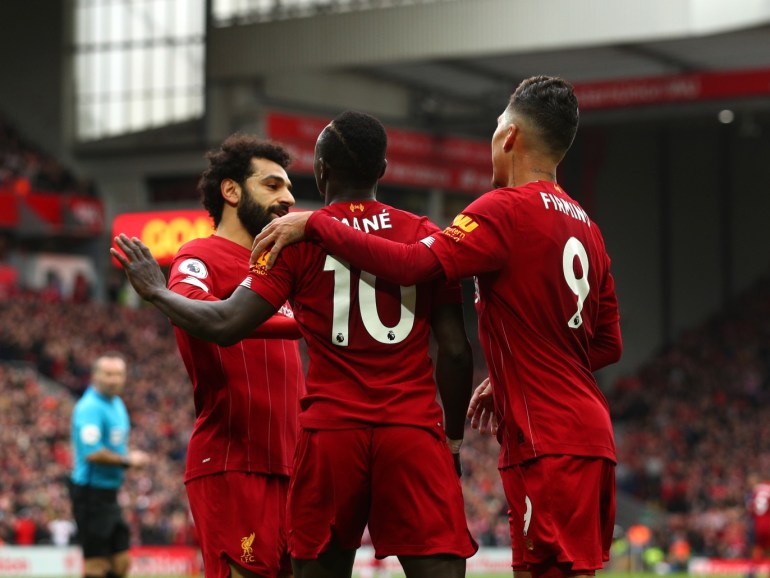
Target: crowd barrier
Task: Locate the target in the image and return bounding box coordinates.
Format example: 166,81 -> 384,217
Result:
3,546 -> 762,577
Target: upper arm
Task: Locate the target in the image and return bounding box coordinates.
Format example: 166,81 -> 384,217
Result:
170,281 -> 219,302
589,268 -> 622,369
430,194 -> 512,280
212,286 -> 278,344
74,406 -> 104,455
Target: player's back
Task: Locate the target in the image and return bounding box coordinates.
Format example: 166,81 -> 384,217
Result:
169,235 -> 302,481
248,200 -> 455,434
468,182 -> 618,465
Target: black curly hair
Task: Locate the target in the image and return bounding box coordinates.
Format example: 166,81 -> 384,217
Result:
198,134 -> 292,227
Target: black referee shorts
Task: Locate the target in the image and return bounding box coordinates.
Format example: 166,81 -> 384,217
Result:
69,483 -> 130,559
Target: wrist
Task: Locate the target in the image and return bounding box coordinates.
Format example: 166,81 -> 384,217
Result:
446,438 -> 463,454
121,455 -> 131,468
305,211 -> 321,242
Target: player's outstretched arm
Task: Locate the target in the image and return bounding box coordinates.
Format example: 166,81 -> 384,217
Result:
253,212 -> 444,285
111,234 -> 276,346
431,302 -> 473,476
171,283 -> 302,340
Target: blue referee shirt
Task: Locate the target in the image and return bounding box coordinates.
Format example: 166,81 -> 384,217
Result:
70,385 -> 130,489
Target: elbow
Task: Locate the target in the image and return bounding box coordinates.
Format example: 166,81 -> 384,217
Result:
441,341 -> 473,371
213,326 -> 246,347
190,320 -> 247,347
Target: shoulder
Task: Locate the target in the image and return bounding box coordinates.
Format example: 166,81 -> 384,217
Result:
73,393 -> 101,417
176,236 -> 211,255
171,237 -> 219,279
378,203 -> 442,234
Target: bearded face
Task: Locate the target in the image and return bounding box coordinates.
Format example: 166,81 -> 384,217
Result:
237,189 -> 276,238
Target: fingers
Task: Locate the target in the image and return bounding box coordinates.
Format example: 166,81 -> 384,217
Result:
250,234 -> 276,268
267,241 -> 284,269
251,220 -> 280,265
112,234 -> 157,271
467,378 -> 491,418
110,248 -> 129,269
478,408 -> 492,434
113,234 -> 147,261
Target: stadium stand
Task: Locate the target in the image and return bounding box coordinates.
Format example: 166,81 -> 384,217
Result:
608,272 -> 770,558
0,117 -> 96,197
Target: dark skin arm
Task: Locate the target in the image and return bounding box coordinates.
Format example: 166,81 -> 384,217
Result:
111,234 -> 276,346
171,284 -> 302,340
431,302 -> 473,477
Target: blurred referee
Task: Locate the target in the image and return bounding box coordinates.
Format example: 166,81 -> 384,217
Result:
70,352 -> 149,578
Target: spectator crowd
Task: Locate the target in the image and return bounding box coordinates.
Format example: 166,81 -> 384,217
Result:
0,116 -> 97,197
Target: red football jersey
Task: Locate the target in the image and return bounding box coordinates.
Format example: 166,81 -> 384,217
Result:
169,235 -> 303,482
242,201 -> 461,431
749,482 -> 770,521
427,182 -> 619,467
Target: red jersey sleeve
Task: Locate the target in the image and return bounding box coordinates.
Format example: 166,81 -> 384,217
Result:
588,255 -> 622,370
427,190 -> 512,282
242,245 -> 298,310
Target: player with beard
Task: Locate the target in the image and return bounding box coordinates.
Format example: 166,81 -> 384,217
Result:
168,134 -> 304,578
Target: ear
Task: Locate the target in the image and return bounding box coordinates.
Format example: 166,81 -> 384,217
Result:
316,158 -> 329,199
503,124 -> 518,152
221,178 -> 240,207
379,158 -> 388,179
318,158 -> 329,183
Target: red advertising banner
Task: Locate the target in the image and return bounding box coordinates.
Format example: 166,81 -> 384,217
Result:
0,190 -> 103,234
0,546 -> 201,577
112,210 -> 215,266
574,67 -> 770,110
128,546 -> 202,575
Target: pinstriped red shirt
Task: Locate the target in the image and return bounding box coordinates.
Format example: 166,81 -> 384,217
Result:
169,235 -> 304,482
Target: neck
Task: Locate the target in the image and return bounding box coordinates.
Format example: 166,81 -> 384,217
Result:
214,214 -> 253,249
325,187 -> 377,206
523,167 -> 557,184
510,155 -> 558,187
94,386 -> 112,398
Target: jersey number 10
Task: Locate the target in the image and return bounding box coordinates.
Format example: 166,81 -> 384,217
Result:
324,255 -> 417,346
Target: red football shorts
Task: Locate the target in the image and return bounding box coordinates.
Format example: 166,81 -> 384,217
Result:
287,426 -> 478,560
753,516 -> 770,551
186,471 -> 291,578
500,455 -> 615,578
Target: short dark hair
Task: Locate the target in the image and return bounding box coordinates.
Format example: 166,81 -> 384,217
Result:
198,134 -> 292,227
509,76 -> 579,159
321,111 -> 387,186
